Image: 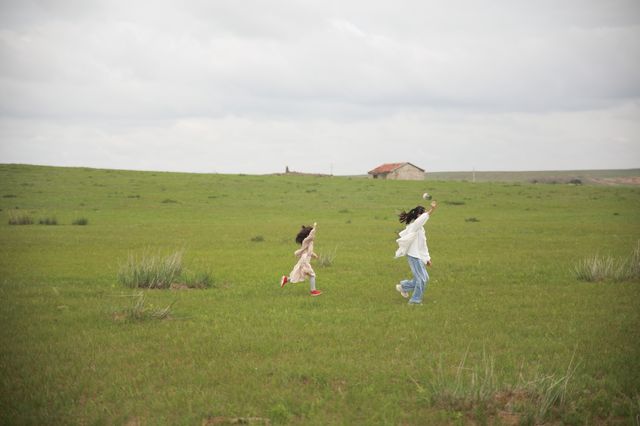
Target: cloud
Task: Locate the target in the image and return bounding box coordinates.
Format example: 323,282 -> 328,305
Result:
0,0 -> 639,173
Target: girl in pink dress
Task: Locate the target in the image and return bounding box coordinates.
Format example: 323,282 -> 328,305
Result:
280,222 -> 322,296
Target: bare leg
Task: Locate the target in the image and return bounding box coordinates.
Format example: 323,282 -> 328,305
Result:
309,275 -> 316,291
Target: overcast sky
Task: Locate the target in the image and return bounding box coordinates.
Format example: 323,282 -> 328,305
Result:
1,0 -> 639,175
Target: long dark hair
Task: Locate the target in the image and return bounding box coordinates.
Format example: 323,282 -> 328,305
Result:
399,205 -> 426,224
295,225 -> 313,244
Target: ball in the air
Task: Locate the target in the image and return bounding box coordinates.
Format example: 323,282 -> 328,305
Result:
422,192 -> 432,200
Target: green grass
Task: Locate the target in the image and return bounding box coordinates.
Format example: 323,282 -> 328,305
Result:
0,164 -> 639,425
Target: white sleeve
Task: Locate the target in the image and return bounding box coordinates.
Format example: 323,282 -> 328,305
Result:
410,212 -> 429,230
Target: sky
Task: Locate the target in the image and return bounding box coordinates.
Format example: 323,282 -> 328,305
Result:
1,0 -> 639,175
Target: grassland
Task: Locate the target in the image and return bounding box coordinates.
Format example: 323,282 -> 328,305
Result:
0,164 -> 639,425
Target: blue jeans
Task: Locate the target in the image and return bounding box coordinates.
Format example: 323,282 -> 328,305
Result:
400,256 -> 429,304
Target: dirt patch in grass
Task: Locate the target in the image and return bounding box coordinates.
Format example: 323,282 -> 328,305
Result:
169,282 -> 211,290
202,416 -> 271,425
170,283 -> 191,290
589,177 -> 640,186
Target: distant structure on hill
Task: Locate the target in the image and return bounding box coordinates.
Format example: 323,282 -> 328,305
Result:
368,162 -> 425,180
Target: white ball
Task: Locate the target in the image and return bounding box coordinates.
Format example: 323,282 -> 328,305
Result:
422,192 -> 432,200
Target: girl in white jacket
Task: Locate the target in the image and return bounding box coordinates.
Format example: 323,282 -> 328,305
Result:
394,201 -> 437,304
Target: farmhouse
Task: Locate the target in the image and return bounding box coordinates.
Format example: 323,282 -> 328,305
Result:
368,162 -> 425,180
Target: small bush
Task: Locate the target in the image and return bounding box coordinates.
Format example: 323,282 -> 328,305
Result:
72,218 -> 88,225
118,250 -> 183,289
8,211 -> 33,225
39,217 -> 58,225
465,217 -> 480,223
251,235 -> 265,242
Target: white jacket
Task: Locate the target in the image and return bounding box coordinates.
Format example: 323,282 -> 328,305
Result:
395,212 -> 430,263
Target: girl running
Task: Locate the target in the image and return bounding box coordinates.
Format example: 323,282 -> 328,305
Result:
280,222 -> 322,296
394,201 -> 437,304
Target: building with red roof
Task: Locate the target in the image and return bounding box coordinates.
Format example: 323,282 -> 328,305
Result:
368,162 -> 425,180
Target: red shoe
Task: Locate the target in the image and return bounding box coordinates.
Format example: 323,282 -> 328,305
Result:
310,290 -> 322,296
280,276 -> 288,288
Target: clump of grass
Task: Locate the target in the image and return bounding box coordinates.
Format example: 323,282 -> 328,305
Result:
8,211 -> 33,225
181,270 -> 215,289
575,241 -> 640,282
251,235 -> 265,242
161,199 -> 178,204
2,194 -> 17,198
118,250 -> 183,289
445,200 -> 466,206
38,217 -> 58,225
465,217 -> 480,223
423,348 -> 499,411
318,246 -> 338,267
417,349 -> 577,424
624,241 -> 640,280
574,255 -> 617,282
72,218 -> 88,225
113,292 -> 175,322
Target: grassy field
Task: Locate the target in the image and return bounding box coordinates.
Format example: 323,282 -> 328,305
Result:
0,163 -> 639,425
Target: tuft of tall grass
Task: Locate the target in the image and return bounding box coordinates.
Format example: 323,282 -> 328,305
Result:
318,246 -> 338,268
417,349 -> 577,424
8,211 -> 33,225
114,292 -> 175,322
574,255 -> 617,282
624,241 -> 640,280
423,348 -> 499,411
180,270 -> 215,289
38,217 -> 58,225
118,250 -> 183,289
72,218 -> 88,225
575,241 -> 640,282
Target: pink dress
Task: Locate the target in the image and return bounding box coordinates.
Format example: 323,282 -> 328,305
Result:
288,227 -> 316,283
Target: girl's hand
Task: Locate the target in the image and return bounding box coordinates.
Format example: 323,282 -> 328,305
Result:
430,201 -> 437,208
426,260 -> 432,267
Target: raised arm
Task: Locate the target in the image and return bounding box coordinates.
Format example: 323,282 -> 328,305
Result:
427,201 -> 437,215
